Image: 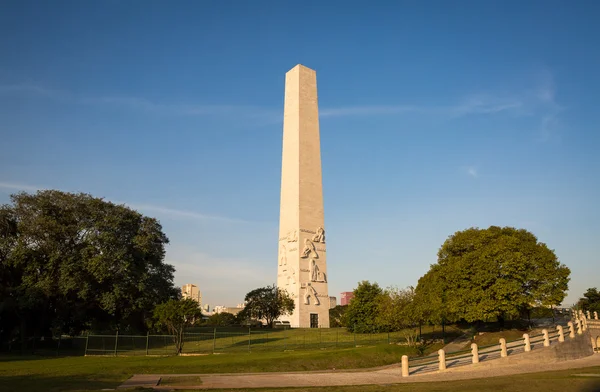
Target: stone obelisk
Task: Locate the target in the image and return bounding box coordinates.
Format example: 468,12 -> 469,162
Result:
277,64 -> 330,328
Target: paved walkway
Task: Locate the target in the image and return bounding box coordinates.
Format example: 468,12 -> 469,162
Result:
120,353 -> 600,390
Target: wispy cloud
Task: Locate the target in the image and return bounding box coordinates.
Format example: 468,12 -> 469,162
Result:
320,105 -> 422,117
319,97 -> 524,119
448,95 -> 524,117
466,167 -> 478,178
0,82 -> 279,121
124,203 -> 250,224
1,71 -> 565,139
532,70 -> 563,143
0,180 -> 248,224
0,181 -> 47,192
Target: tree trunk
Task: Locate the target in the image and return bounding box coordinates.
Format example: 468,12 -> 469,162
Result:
20,318 -> 27,353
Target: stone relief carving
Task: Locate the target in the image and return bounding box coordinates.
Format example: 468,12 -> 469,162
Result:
287,230 -> 298,243
309,259 -> 327,282
310,259 -> 319,282
279,244 -> 287,266
312,227 -> 325,243
303,284 -> 320,306
300,239 -> 318,259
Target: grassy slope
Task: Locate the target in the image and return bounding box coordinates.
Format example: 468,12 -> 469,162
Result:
0,345 -> 419,392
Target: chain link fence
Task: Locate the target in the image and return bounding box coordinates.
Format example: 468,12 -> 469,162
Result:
1,325 -> 455,357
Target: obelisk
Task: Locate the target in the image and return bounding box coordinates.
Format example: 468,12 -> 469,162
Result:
277,64 -> 330,328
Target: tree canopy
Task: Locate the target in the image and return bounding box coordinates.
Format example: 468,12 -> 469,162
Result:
376,287 -> 418,329
577,287 -> 600,314
207,312 -> 237,326
153,298 -> 203,354
329,305 -> 348,328
414,226 -> 570,324
242,285 -> 294,327
0,190 -> 178,344
344,281 -> 383,332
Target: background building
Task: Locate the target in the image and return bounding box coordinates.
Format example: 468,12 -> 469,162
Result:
329,296 -> 337,309
340,292 -> 354,306
181,284 -> 202,308
213,303 -> 245,316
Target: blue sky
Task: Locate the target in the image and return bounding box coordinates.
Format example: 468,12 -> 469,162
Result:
1,1 -> 599,308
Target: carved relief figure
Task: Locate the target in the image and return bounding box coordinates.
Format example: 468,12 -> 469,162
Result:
287,229 -> 298,242
310,259 -> 319,282
279,244 -> 287,266
312,227 -> 325,243
300,239 -> 317,258
304,285 -> 320,305
309,259 -> 327,282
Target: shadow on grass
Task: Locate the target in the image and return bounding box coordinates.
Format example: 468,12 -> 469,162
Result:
0,375 -> 122,392
578,380 -> 600,392
0,354 -> 83,363
241,337 -> 284,346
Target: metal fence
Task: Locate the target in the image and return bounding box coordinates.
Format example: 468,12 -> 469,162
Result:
1,326 -> 454,357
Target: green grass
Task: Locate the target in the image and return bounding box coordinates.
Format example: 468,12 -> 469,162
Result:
78,325 -> 463,356
0,344 -> 423,392
2,344 -> 598,392
471,329 -> 529,347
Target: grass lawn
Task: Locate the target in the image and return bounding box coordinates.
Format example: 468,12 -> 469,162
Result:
0,344 -> 423,392
471,329 -> 529,347
166,366 -> 600,392
79,325 -> 463,356
2,345 -> 598,392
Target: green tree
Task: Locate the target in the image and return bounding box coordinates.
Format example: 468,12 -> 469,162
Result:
415,226 -> 570,326
344,281 -> 383,333
152,298 -> 203,354
329,305 -> 348,328
207,312 -> 237,326
376,286 -> 421,343
577,288 -> 600,314
0,190 -> 178,344
413,264 -> 446,325
243,285 -> 294,327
